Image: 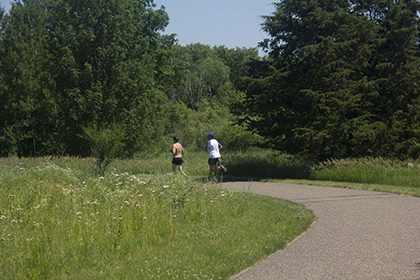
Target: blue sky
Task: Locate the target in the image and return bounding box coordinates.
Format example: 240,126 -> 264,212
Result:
156,0 -> 274,51
1,0 -> 275,52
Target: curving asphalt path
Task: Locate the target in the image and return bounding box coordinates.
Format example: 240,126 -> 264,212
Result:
223,181 -> 420,280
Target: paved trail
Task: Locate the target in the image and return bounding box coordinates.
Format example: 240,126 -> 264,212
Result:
223,181 -> 420,280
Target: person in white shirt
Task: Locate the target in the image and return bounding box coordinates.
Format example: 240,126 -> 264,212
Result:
203,133 -> 227,182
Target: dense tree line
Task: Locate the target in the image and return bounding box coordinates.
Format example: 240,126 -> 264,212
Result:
0,0 -> 258,157
0,0 -> 175,157
2,0 -> 420,161
242,0 -> 420,160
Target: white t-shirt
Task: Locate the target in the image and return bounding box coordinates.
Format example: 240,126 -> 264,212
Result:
206,139 -> 222,158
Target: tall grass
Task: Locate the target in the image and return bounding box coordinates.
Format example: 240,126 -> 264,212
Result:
143,148 -> 310,180
110,150 -> 209,178
0,156 -> 315,279
222,149 -> 311,179
311,157 -> 420,187
109,148 -> 311,181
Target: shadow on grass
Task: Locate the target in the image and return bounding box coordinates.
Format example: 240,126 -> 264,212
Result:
192,150 -> 312,182
222,151 -> 312,180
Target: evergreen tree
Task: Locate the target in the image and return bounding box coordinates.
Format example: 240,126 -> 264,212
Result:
243,0 -> 420,160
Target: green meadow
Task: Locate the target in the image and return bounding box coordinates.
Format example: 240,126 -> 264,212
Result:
279,157 -> 420,197
2,151 -> 420,279
0,154 -> 315,279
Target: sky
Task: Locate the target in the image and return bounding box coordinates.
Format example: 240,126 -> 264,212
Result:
0,0 -> 275,53
156,0 -> 274,51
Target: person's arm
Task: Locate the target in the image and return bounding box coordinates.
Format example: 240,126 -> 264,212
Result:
204,141 -> 210,152
171,144 -> 177,155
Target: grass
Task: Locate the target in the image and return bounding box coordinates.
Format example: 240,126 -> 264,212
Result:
222,148 -> 311,180
3,150 -> 418,279
109,150 -> 420,197
268,157 -> 420,197
0,156 -> 315,279
271,179 -> 420,197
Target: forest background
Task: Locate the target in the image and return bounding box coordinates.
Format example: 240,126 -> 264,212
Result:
1,0 -> 420,163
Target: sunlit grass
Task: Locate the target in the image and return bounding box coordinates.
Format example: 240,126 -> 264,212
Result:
311,157 -> 420,186
3,152 -> 418,279
0,156 -> 315,279
272,157 -> 420,197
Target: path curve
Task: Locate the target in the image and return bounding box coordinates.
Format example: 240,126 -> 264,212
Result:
223,181 -> 420,280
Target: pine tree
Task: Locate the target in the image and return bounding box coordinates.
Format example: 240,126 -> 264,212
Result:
243,0 -> 420,160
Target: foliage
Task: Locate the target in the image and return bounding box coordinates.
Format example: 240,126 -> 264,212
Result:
307,156 -> 420,196
169,43 -> 229,110
0,0 -> 175,157
223,148 -> 311,179
0,156 -> 315,279
168,101 -> 262,152
79,122 -> 126,175
0,0 -> 52,157
243,0 -> 420,160
159,44 -> 263,155
169,43 -> 257,111
0,1 -> 262,158
407,123 -> 420,148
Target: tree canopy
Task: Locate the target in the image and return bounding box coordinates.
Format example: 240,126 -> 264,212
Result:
0,1 -> 259,157
242,0 -> 420,160
0,0 -> 175,157
2,0 -> 420,161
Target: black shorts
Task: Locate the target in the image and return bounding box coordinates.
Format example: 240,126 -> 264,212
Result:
172,157 -> 183,165
208,158 -> 221,166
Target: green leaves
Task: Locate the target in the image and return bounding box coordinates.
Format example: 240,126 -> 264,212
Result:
170,43 -> 258,111
244,0 -> 420,160
0,0 -> 175,157
79,122 -> 126,175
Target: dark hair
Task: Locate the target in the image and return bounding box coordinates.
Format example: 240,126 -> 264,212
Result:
173,136 -> 179,142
